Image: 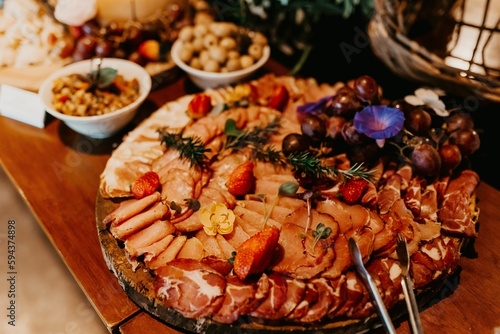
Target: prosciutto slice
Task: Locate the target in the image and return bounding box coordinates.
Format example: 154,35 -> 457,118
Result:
438,170 -> 480,237
154,258 -> 226,318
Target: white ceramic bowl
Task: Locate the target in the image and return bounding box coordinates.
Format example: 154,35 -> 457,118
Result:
39,58 -> 152,138
171,40 -> 270,90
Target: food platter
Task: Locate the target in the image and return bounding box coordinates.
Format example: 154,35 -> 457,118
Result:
94,73 -> 481,333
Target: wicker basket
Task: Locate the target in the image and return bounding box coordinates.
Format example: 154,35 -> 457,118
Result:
368,0 -> 500,104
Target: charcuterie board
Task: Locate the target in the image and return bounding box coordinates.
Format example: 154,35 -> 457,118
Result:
95,73 -> 481,333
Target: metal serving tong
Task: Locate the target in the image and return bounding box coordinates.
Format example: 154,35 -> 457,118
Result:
396,233 -> 424,334
349,238 -> 397,334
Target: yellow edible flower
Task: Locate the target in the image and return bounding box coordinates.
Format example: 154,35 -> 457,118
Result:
199,202 -> 235,236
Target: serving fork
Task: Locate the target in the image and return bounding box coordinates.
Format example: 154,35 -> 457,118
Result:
396,233 -> 424,334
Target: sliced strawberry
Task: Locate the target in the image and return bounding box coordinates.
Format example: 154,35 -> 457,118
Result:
233,226 -> 280,280
131,171 -> 160,199
187,94 -> 212,119
225,161 -> 256,197
339,178 -> 369,204
267,84 -> 289,111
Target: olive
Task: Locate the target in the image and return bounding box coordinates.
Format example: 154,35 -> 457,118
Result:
282,133 -> 310,156
301,114 -> 327,144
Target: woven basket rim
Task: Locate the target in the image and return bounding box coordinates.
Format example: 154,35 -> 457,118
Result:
369,0 -> 500,103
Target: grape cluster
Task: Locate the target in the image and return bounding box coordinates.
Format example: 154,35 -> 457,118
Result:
67,2 -> 189,65
281,75 -> 481,182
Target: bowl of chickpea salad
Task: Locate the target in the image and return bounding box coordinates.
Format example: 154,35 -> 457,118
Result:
39,58 -> 151,138
171,21 -> 271,89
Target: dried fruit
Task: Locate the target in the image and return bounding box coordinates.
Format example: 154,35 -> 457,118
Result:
131,171 -> 160,199
233,226 -> 280,280
187,94 -> 212,119
226,161 -> 256,196
339,178 -> 369,204
267,84 -> 289,111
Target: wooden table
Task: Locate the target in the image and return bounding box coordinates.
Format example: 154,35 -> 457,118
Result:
1,60 -> 499,334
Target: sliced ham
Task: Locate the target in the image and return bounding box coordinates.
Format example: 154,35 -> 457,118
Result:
103,192 -> 161,226
177,237 -> 204,260
404,176 -> 423,216
212,275 -> 264,324
321,234 -> 351,279
420,183 -> 438,221
270,278 -> 306,319
195,230 -> 225,259
438,170 -> 480,237
147,235 -> 187,270
286,282 -> 318,320
272,223 -> 335,279
299,277 -> 337,323
378,173 -> 402,214
124,219 -> 176,257
136,234 -> 174,263
249,272 -> 288,318
110,202 -> 169,240
154,258 -> 226,318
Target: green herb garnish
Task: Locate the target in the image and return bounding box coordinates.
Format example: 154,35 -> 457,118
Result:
287,151 -> 376,182
185,198 -> 201,212
262,181 -> 299,228
158,128 -> 210,170
228,251 -> 237,265
88,67 -> 118,88
170,201 -> 182,214
223,118 -> 286,165
311,223 -> 332,250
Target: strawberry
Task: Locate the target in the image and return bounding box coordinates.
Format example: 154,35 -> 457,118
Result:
187,94 -> 212,119
233,226 -> 280,280
339,178 -> 369,204
225,161 -> 256,197
131,171 -> 160,199
267,84 -> 289,111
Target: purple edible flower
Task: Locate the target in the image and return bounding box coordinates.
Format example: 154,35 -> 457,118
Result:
353,105 -> 405,147
297,96 -> 332,114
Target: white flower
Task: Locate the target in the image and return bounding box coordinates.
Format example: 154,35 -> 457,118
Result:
404,87 -> 449,117
54,0 -> 97,26
199,202 -> 235,236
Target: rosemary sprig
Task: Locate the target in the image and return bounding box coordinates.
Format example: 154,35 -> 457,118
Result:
287,151 -> 332,179
287,151 -> 376,182
158,128 -> 210,170
223,118 -> 286,165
